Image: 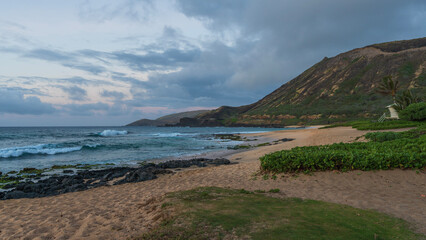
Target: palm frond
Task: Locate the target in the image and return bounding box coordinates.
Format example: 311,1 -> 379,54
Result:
375,76 -> 399,99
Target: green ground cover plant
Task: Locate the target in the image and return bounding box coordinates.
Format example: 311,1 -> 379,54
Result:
365,126 -> 426,142
400,102 -> 426,121
228,144 -> 251,150
320,120 -> 422,130
260,127 -> 425,173
137,187 -> 421,240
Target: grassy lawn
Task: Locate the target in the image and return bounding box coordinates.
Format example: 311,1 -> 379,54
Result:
320,120 -> 423,130
137,187 -> 422,240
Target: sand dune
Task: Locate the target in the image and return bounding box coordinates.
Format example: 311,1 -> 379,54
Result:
0,127 -> 424,239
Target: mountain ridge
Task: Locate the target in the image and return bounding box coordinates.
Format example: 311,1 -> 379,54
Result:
126,110 -> 210,126
175,37 -> 426,127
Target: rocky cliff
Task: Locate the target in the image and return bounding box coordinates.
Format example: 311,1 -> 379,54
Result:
178,37 -> 426,126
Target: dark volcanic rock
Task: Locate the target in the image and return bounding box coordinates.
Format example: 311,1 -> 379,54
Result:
0,158 -> 233,200
116,169 -> 157,185
2,183 -> 17,190
157,158 -> 230,169
208,158 -> 231,165
4,191 -> 29,200
278,138 -> 295,142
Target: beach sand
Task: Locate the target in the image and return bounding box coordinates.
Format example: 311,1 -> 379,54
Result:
0,127 -> 425,239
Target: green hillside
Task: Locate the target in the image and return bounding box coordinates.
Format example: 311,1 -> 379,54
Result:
179,37 -> 426,127
127,110 -> 209,126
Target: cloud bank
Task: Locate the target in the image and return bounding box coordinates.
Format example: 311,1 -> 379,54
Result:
0,0 -> 425,125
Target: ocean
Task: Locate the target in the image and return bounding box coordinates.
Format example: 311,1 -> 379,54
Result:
0,126 -> 289,173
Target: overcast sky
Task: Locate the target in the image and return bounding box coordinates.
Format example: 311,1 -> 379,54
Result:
0,0 -> 425,126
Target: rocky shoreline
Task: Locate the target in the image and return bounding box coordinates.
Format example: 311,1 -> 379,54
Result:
0,158 -> 232,200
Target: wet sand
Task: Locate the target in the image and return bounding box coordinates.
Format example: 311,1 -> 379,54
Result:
0,127 -> 424,239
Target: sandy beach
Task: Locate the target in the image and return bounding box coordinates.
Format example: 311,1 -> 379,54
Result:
0,127 -> 425,239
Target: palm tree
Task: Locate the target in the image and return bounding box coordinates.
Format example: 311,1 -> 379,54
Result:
394,90 -> 422,111
376,75 -> 399,103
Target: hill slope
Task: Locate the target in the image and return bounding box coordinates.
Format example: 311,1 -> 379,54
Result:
178,37 -> 426,127
127,110 -> 209,126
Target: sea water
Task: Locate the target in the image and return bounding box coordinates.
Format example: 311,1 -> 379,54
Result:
0,126 -> 291,173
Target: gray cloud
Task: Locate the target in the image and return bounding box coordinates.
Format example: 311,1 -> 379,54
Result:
177,0 -> 246,30
62,102 -> 110,116
62,62 -> 107,75
2,0 -> 425,125
7,76 -> 117,88
59,76 -> 116,86
101,90 -> 125,100
0,89 -> 56,115
111,47 -> 201,71
60,102 -> 133,117
0,19 -> 27,30
23,49 -> 73,62
176,0 -> 426,92
78,0 -> 154,22
21,48 -> 108,75
118,0 -> 426,111
61,86 -> 88,101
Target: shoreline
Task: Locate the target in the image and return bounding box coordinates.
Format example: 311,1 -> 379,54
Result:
0,128 -> 287,197
0,126 -> 424,239
150,126 -> 314,164
0,126 -> 298,175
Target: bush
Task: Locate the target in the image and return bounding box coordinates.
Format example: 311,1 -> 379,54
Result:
365,127 -> 425,142
321,120 -> 421,130
399,102 -> 426,121
260,133 -> 425,173
364,132 -> 400,142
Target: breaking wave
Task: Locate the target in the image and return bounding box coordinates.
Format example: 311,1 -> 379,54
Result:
0,143 -> 100,158
152,133 -> 198,137
99,130 -> 128,137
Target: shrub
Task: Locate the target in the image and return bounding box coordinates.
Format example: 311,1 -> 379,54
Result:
350,120 -> 419,130
269,188 -> 280,193
399,102 -> 426,121
321,120 -> 420,130
260,134 -> 425,173
364,132 -> 400,142
365,127 -> 425,142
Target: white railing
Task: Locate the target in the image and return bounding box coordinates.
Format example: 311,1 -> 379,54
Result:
378,113 -> 386,123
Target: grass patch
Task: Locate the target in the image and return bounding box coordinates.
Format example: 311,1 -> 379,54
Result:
0,176 -> 21,189
215,134 -> 243,141
137,187 -> 421,240
228,145 -> 251,150
320,120 -> 422,130
261,127 -> 425,173
365,126 -> 426,142
238,189 -> 254,194
51,165 -> 76,169
18,168 -> 44,174
254,190 -> 266,193
256,142 -> 271,147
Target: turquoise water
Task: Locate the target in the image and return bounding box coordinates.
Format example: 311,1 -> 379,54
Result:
0,126 -> 292,173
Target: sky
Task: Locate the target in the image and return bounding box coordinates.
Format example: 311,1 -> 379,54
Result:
0,0 -> 425,126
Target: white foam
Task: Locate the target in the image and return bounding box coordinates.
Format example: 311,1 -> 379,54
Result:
0,144 -> 82,158
99,130 -> 128,137
153,133 -> 198,137
216,131 -> 268,134
154,133 -> 180,137
85,143 -> 101,148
